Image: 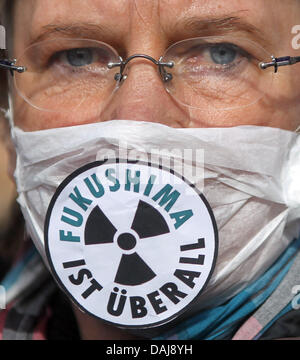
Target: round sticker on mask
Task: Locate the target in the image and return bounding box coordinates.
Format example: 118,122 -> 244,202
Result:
45,159 -> 218,328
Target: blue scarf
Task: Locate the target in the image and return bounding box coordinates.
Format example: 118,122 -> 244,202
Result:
155,236 -> 300,340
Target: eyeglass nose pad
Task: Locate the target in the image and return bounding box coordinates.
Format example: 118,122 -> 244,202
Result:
114,73 -> 128,82
114,73 -> 122,81
112,73 -> 128,94
163,73 -> 173,82
157,57 -> 174,83
158,66 -> 173,83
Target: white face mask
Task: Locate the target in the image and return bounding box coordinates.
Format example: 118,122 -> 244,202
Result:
10,119 -> 300,329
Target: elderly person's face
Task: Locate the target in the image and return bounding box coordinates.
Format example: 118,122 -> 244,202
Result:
10,0 -> 300,131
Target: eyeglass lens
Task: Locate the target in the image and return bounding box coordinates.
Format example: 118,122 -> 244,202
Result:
13,36 -> 274,113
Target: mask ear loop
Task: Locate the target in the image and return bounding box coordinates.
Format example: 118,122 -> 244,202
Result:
295,125 -> 300,133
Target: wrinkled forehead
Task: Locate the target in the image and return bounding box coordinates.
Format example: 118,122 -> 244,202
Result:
11,0 -> 300,55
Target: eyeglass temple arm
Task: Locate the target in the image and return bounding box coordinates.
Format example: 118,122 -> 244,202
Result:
0,59 -> 26,75
259,56 -> 300,73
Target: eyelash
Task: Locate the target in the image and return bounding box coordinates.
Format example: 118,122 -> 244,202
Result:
33,40 -> 258,79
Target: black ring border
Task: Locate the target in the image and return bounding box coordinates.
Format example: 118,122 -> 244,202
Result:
44,158 -> 219,330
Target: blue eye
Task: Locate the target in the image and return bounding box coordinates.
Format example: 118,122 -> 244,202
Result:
209,44 -> 237,65
66,48 -> 93,67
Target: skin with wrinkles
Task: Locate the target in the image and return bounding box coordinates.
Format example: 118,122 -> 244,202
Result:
10,0 -> 300,132
4,0 -> 300,339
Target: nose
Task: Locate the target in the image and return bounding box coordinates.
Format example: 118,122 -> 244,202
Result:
100,56 -> 190,128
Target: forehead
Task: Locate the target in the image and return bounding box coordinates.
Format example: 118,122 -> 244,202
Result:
13,0 -> 298,52
17,0 -> 270,29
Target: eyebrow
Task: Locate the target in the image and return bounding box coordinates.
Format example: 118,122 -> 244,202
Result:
29,15 -> 270,49
29,22 -> 112,45
182,15 -> 270,48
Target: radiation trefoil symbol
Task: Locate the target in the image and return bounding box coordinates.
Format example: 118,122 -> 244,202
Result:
85,199 -> 169,286
45,160 -> 218,328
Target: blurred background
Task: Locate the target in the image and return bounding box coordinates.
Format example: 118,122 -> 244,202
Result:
0,51 -> 17,243
0,121 -> 17,266
0,131 -> 15,229
0,50 -> 22,272
0,50 -> 25,273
